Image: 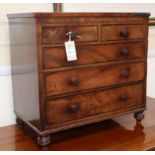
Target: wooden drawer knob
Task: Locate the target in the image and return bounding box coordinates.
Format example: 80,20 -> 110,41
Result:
120,29 -> 129,37
121,48 -> 129,56
70,77 -> 80,86
121,70 -> 129,78
119,94 -> 129,101
69,104 -> 79,113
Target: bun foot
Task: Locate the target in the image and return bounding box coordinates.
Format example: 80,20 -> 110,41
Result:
37,135 -> 51,146
134,111 -> 144,122
16,117 -> 23,125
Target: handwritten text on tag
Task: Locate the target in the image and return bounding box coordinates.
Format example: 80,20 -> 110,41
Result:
65,41 -> 77,61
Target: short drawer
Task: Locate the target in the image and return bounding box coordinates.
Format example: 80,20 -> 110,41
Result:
101,24 -> 146,41
45,83 -> 144,125
45,61 -> 145,96
43,42 -> 145,69
42,26 -> 98,44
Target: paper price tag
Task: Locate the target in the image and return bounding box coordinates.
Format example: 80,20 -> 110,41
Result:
65,41 -> 77,61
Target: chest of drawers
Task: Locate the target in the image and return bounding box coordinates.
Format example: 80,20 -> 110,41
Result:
8,12 -> 150,146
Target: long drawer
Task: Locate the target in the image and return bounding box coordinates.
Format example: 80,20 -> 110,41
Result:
45,61 -> 145,96
45,83 -> 144,125
43,42 -> 145,69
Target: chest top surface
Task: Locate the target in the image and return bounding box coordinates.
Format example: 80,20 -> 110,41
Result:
7,12 -> 150,18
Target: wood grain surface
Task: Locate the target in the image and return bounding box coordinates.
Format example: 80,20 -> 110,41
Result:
43,42 -> 145,69
45,61 -> 145,96
0,97 -> 155,151
45,83 -> 144,125
7,12 -> 150,146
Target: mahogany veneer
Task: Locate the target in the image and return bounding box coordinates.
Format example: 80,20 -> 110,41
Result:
1,97 -> 155,151
7,12 -> 150,146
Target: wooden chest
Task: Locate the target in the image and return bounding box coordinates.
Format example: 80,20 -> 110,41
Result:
8,12 -> 150,146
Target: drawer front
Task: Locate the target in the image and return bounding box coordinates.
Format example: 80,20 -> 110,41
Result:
45,61 -> 145,96
102,25 -> 146,41
45,83 -> 144,125
42,26 -> 98,44
43,42 -> 145,69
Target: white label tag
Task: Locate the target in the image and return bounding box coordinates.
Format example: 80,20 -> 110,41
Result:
65,41 -> 77,61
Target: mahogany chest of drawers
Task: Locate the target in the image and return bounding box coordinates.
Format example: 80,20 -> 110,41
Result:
8,12 -> 150,146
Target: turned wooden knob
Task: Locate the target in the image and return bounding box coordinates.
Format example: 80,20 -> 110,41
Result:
121,70 -> 129,78
119,94 -> 128,101
70,77 -> 80,86
121,48 -> 129,56
120,29 -> 129,37
69,104 -> 79,113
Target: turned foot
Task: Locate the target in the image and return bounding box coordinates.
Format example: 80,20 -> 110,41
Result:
134,111 -> 144,122
16,117 -> 23,125
37,135 -> 51,146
